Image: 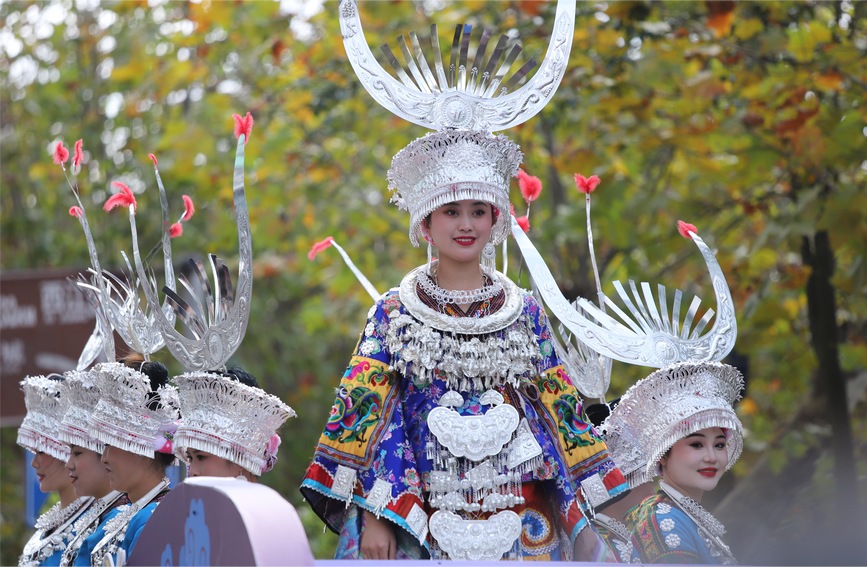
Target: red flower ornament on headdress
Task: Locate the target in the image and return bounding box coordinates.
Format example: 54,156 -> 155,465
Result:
72,140 -> 84,174
574,173 -> 601,195
308,236 -> 335,260
677,220 -> 698,239
233,112 -> 254,144
52,141 -> 70,166
104,182 -> 137,212
169,195 -> 196,239
517,169 -> 542,203
516,216 -> 530,233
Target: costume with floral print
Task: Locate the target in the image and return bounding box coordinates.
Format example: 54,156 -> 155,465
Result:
301,285 -> 627,559
629,492 -> 735,564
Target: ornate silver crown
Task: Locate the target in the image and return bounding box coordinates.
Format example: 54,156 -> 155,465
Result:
58,369 -> 105,454
512,218 -> 738,369
339,0 -> 575,131
605,361 -> 744,479
388,130 -> 521,247
340,0 -> 575,248
63,147 -> 177,361
88,362 -> 180,458
17,375 -> 70,461
173,372 -> 296,476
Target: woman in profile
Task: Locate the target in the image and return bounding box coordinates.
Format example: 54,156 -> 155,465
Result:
87,355 -> 179,566
173,367 -> 295,480
57,370 -> 128,566
18,375 -> 92,566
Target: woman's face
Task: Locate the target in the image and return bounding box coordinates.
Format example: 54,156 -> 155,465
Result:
66,445 -> 111,498
32,451 -> 71,494
101,444 -> 156,495
185,448 -> 242,478
660,427 -> 729,502
426,200 -> 494,266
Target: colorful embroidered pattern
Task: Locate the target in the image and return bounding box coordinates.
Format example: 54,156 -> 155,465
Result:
630,492 -> 720,564
301,289 -> 627,557
316,357 -> 399,467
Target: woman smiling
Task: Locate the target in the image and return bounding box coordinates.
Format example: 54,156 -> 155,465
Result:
606,361 -> 744,564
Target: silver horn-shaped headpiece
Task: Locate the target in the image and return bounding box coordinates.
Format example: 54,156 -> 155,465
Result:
134,122 -> 253,372
511,217 -> 737,368
339,0 -> 575,131
60,142 -> 176,361
71,279 -> 116,369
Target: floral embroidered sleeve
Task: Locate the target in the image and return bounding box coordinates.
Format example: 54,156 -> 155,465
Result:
301,291 -> 429,549
631,496 -> 718,564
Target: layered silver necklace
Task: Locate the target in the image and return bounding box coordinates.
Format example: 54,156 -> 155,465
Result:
20,496 -> 93,567
659,481 -> 737,564
59,490 -> 125,566
91,478 -> 169,565
417,266 -> 502,306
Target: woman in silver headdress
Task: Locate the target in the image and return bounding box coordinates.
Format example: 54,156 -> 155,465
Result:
18,375 -> 93,567
608,361 -> 744,565
57,370 -> 128,566
87,356 -> 179,566
173,367 -> 295,481
301,132 -> 627,561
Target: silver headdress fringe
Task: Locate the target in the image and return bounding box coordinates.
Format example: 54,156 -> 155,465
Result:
604,361 -> 744,480
340,0 -> 575,247
388,130 -> 521,247
598,408 -> 648,490
17,376 -> 71,462
173,372 -> 296,476
57,370 -> 105,454
88,362 -> 180,458
134,133 -> 252,372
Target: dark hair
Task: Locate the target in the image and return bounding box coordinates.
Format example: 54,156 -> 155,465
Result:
119,353 -> 169,410
584,398 -> 621,428
220,367 -> 260,389
152,452 -> 175,469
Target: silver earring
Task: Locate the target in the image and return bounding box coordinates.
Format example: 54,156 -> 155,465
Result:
482,241 -> 496,273
427,241 -> 434,274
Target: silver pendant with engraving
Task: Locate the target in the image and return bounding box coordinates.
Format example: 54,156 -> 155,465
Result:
429,509 -> 522,560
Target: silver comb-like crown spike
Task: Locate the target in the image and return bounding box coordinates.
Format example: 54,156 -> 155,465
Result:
537,189 -> 614,399
72,277 -> 115,369
511,216 -> 737,368
134,132 -> 253,372
339,0 -> 575,131
63,160 -> 176,360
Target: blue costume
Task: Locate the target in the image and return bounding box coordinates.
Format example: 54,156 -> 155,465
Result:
19,498 -> 92,567
302,270 -> 627,560
90,488 -> 169,565
629,492 -> 736,564
62,494 -> 128,566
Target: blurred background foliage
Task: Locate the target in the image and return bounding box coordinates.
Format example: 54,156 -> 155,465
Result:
1,0 -> 865,564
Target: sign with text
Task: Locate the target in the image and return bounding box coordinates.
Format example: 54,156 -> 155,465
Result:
0,269 -> 109,425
